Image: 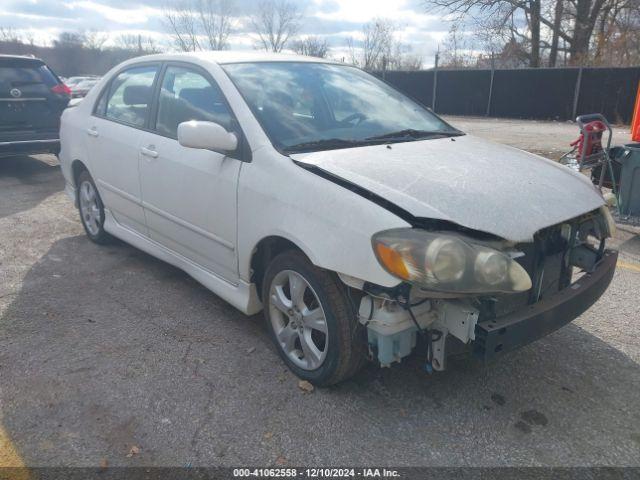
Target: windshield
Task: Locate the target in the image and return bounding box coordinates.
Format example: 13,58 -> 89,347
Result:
222,62 -> 461,153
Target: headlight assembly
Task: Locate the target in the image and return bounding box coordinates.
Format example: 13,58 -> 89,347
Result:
372,229 -> 532,294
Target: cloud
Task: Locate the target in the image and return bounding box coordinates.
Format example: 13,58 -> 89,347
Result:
0,0 -> 449,66
71,1 -> 162,25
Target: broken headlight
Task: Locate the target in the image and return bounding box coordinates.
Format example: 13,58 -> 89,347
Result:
372,229 -> 532,294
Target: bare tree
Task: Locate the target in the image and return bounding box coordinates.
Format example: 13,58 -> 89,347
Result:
0,27 -> 22,43
547,0 -> 565,65
362,19 -> 395,69
291,36 -> 329,57
347,18 -> 395,70
83,30 -> 109,50
196,0 -> 235,50
115,34 -> 162,54
164,0 -> 235,52
164,1 -> 202,51
388,43 -> 423,70
348,19 -> 420,71
54,31 -> 86,48
423,0 -> 640,66
251,0 -> 302,52
591,0 -> 640,65
0,31 -> 167,76
439,24 -> 476,67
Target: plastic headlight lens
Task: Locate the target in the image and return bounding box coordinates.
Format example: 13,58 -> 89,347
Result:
426,238 -> 466,282
474,251 -> 508,285
372,229 -> 532,294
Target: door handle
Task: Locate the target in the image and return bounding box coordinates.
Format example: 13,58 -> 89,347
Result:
141,146 -> 159,159
86,127 -> 99,137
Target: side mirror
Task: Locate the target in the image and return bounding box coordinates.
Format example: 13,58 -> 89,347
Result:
177,120 -> 238,153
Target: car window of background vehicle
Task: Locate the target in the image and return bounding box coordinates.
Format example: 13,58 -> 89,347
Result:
0,63 -> 58,90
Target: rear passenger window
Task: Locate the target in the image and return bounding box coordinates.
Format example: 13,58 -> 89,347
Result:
0,63 -> 58,91
155,66 -> 233,139
104,65 -> 158,128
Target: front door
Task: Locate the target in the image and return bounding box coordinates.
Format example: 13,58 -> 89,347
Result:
138,64 -> 241,282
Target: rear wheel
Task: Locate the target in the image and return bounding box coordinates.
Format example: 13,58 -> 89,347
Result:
77,170 -> 111,244
262,250 -> 366,386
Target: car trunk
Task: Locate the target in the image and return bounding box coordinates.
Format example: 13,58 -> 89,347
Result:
0,57 -> 68,142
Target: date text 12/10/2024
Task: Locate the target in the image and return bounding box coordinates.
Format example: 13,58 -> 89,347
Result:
233,468 -> 401,478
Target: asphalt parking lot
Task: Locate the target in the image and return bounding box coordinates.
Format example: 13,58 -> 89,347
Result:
1,117 -> 639,468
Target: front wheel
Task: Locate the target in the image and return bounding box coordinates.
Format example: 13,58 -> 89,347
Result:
262,251 -> 366,386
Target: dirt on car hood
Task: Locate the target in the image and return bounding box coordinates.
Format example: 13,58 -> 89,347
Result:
291,134 -> 604,242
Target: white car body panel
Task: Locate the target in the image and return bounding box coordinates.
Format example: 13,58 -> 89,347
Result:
59,52 -> 408,315
59,51 -> 605,317
137,130 -> 241,282
87,118 -> 148,234
236,147 -> 410,288
101,208 -> 261,314
292,135 -> 605,243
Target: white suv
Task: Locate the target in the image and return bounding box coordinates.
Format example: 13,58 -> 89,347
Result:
59,52 -> 617,386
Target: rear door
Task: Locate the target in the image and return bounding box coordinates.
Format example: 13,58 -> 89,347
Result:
0,57 -> 68,142
87,63 -> 160,235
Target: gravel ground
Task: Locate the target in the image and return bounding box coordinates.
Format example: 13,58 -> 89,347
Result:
1,119 -> 639,468
443,116 -> 633,160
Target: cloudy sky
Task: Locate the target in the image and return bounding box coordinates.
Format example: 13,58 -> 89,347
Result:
0,0 -> 451,66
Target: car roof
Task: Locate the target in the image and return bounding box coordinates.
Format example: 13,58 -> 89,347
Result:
0,54 -> 44,64
121,50 -> 341,66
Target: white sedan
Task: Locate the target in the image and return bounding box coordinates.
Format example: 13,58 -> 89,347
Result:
59,52 -> 617,386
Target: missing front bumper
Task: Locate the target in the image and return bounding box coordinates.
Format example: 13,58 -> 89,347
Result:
474,249 -> 618,362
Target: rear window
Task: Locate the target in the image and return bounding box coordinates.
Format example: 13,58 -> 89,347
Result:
0,60 -> 59,91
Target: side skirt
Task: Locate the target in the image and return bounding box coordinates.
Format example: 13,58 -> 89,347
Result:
103,210 -> 263,316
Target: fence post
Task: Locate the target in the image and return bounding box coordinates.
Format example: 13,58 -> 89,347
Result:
572,67 -> 583,120
432,50 -> 439,111
486,53 -> 495,116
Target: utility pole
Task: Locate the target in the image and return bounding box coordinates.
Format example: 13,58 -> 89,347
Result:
432,47 -> 439,111
572,66 -> 583,120
486,52 -> 495,116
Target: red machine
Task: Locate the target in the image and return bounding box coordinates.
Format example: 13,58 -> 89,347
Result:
561,84 -> 640,227
570,120 -> 607,158
560,114 -> 613,173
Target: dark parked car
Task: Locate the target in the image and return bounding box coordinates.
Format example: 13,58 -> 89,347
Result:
0,54 -> 70,157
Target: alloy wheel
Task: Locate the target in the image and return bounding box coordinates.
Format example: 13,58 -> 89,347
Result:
79,180 -> 101,236
268,270 -> 329,370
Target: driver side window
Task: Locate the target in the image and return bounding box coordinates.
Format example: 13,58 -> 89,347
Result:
155,65 -> 234,139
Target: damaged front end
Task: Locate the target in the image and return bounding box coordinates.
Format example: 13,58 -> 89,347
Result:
354,207 -> 618,371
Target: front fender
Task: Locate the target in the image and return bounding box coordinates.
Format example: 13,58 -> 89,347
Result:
237,151 -> 410,288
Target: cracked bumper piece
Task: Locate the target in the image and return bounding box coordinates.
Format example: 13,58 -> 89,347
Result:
474,249 -> 618,362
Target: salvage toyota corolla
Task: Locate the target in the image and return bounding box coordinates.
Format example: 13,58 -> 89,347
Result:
59,52 -> 618,385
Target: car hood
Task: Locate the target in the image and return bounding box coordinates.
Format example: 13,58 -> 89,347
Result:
291,135 -> 604,242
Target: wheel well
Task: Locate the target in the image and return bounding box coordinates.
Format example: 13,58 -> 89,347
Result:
71,160 -> 88,187
250,236 -> 309,300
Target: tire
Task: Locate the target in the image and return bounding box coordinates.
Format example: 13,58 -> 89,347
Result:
262,250 -> 367,386
76,169 -> 112,245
